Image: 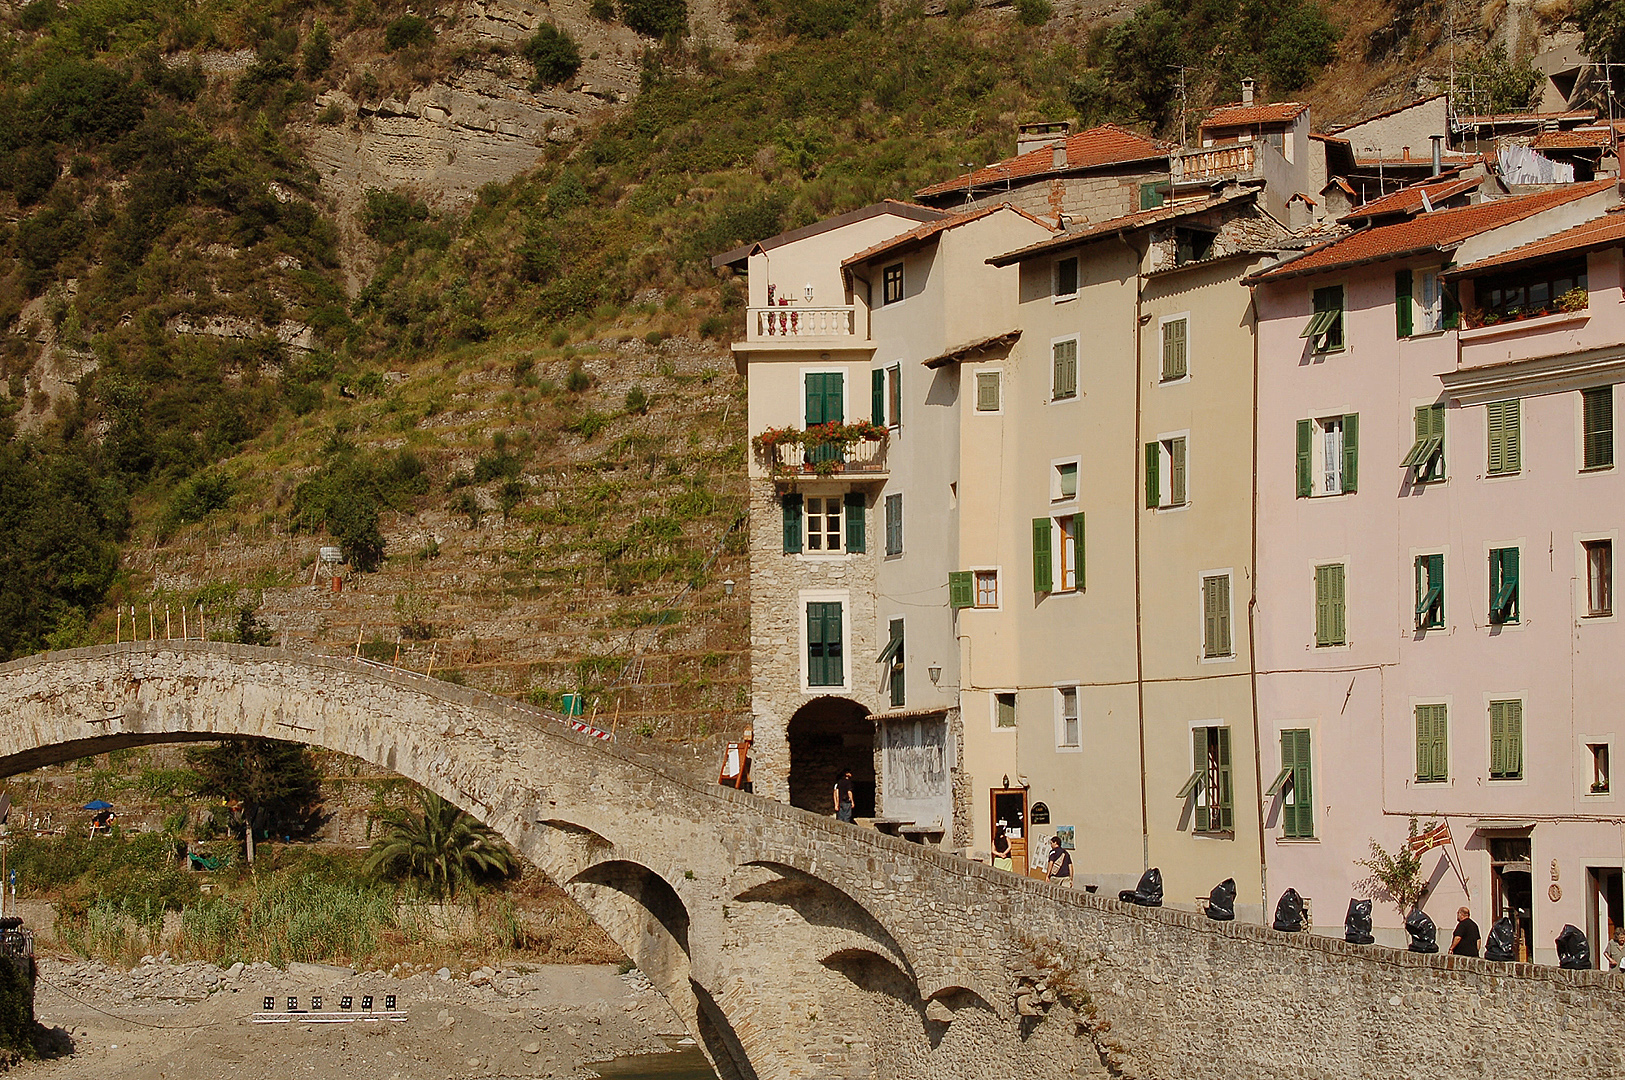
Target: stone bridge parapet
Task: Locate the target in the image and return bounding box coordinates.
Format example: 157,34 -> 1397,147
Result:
0,642 -> 1615,1080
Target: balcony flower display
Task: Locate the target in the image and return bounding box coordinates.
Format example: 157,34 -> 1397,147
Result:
753,421 -> 888,476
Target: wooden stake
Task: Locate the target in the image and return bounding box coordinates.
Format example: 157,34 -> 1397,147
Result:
165,606 -> 171,639
354,625 -> 364,659
181,605 -> 187,640
147,604 -> 154,641
116,608 -> 121,644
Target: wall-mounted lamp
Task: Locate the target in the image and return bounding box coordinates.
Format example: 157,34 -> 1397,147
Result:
928,663 -> 942,684
722,579 -> 736,598
1002,774 -> 1010,789
804,283 -> 814,302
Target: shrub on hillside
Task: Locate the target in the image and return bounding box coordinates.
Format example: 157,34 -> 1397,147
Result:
160,470 -> 234,537
384,14 -> 434,50
782,0 -> 876,38
303,21 -> 334,80
523,24 -> 582,88
620,0 -> 687,38
1015,0 -> 1052,26
27,59 -> 147,144
361,188 -> 430,246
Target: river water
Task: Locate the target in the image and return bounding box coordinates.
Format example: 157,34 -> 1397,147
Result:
591,1038 -> 720,1080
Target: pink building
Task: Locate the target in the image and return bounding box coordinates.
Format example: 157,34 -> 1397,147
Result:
1250,179 -> 1625,963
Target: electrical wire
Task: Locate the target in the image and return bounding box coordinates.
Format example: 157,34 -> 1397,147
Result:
36,974 -> 249,1031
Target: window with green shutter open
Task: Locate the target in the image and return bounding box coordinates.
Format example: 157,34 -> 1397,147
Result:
1415,554 -> 1444,630
1146,437 -> 1188,508
1161,318 -> 1188,381
1402,403 -> 1446,482
1278,729 -> 1314,838
948,570 -> 973,609
1490,547 -> 1519,625
1486,399 -> 1521,475
1303,285 -> 1344,351
1489,699 -> 1523,780
806,602 -> 844,687
1415,704 -> 1448,782
1052,339 -> 1078,401
1314,563 -> 1346,647
1298,415 -> 1359,496
1202,574 -> 1232,658
1189,726 -> 1233,833
880,618 -> 904,708
1583,385 -> 1614,470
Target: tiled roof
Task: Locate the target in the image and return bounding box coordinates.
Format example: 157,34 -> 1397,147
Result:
1457,110 -> 1596,126
1200,101 -> 1309,129
1353,154 -> 1477,167
1339,175 -> 1482,222
921,329 -> 1022,369
1445,213 -> 1625,277
841,204 -> 1054,268
986,192 -> 1254,266
710,200 -> 944,268
1531,129 -> 1613,149
1247,180 -> 1617,283
914,124 -> 1170,199
1321,94 -> 1445,135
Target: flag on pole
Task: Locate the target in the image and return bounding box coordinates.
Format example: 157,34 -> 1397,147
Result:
1405,820 -> 1452,857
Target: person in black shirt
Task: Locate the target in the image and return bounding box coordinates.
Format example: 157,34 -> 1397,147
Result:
833,772 -> 855,823
1045,836 -> 1073,887
1450,907 -> 1481,957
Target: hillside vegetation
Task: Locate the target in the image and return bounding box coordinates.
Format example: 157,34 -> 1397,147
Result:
0,0 -> 1564,734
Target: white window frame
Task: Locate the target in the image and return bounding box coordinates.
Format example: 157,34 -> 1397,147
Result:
1050,335 -> 1080,402
1053,256 -> 1079,302
799,366 -> 849,429
1052,513 -> 1079,594
1159,312 -> 1191,384
801,492 -> 847,556
1311,414 -> 1351,496
1484,537 -> 1526,633
990,689 -> 1017,732
1581,733 -> 1616,799
1051,456 -> 1081,504
884,363 -> 902,429
973,368 -> 1003,415
1152,430 -> 1191,511
1054,684 -> 1081,752
1186,718 -> 1231,830
971,566 -> 1001,610
1198,568 -> 1236,663
798,590 -> 851,694
1578,531 -> 1617,622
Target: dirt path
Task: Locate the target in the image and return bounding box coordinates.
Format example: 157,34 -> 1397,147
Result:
14,958 -> 689,1080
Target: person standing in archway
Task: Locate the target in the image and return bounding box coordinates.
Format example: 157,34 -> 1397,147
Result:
833,771 -> 855,823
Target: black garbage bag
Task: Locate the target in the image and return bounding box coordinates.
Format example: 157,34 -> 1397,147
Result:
1273,888 -> 1305,932
1557,924 -> 1590,969
1118,867 -> 1164,907
1484,917 -> 1517,961
1204,878 -> 1236,921
1344,898 -> 1374,944
1405,910 -> 1438,953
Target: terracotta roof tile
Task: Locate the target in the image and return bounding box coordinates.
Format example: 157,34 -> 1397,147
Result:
1531,129 -> 1613,149
1446,212 -> 1625,277
986,193 -> 1253,266
914,124 -> 1170,199
1200,101 -> 1308,129
1248,181 -> 1617,283
841,204 -> 1054,268
1457,110 -> 1597,126
1339,175 -> 1482,222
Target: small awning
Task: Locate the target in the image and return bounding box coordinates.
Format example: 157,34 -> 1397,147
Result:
1473,819 -> 1536,832
867,706 -> 948,723
1401,434 -> 1443,470
921,329 -> 1022,369
1300,308 -> 1339,341
1176,770 -> 1204,799
1264,767 -> 1294,798
876,625 -> 903,665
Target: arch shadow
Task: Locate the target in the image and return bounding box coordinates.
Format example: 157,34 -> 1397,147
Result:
736,861 -> 912,975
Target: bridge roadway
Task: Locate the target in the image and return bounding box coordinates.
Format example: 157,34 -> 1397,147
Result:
0,642 -> 1618,1080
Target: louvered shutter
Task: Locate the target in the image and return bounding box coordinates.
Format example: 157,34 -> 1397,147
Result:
1163,319 -> 1187,380
888,364 -> 901,426
1328,564 -> 1346,644
1396,268 -> 1413,338
1193,728 -> 1210,832
948,571 -> 973,609
1216,727 -> 1233,831
1585,386 -> 1614,469
1076,512 -> 1085,590
1487,401 -> 1505,474
1341,413 -> 1359,493
844,492 -> 865,553
1032,518 -> 1053,593
1145,442 -> 1160,508
1296,419 -> 1313,498
1504,700 -> 1523,778
782,493 -> 803,553
1282,729 -> 1314,837
1503,400 -> 1520,472
1170,438 -> 1187,505
872,369 -> 885,424
806,373 -> 826,425
1053,341 -> 1077,400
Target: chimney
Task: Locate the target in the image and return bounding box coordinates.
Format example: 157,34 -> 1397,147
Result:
1241,79 -> 1255,107
1016,121 -> 1071,157
1402,146 -> 1410,160
1430,134 -> 1444,177
1053,145 -> 1068,169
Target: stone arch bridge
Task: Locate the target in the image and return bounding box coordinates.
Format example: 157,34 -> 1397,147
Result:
0,642 -> 1618,1080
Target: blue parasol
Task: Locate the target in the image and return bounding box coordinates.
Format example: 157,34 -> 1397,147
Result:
83,800 -> 113,811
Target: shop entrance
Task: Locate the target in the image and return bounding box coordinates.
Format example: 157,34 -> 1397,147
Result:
991,788 -> 1029,877
1588,867 -> 1623,967
1489,835 -> 1534,962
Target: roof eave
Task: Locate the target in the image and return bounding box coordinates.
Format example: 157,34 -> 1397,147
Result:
1245,242 -> 1454,285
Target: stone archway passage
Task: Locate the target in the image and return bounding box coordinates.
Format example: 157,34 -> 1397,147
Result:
786,696 -> 874,818
0,642 -> 1620,1080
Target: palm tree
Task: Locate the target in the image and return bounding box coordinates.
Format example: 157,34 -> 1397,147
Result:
364,790 -> 517,899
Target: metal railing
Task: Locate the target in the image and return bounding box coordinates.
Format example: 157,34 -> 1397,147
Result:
749,306 -> 858,339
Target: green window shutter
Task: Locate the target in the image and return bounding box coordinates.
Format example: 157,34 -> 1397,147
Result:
1314,566 -> 1329,645
1491,547 -> 1520,624
872,369 -> 885,425
1032,518 -> 1053,593
1215,575 -> 1231,656
826,371 -> 844,423
806,602 -> 843,686
1163,319 -> 1188,380
1216,726 -> 1233,831
1442,277 -> 1460,329
782,493 -> 803,553
844,492 -> 866,553
1170,438 -> 1187,505
1584,386 -> 1615,468
1283,729 -> 1314,837
1431,403 -> 1446,476
1329,563 -> 1346,644
1487,401 -> 1505,474
884,493 -> 902,555
1505,700 -> 1523,778
806,373 -> 826,425
1487,400 -> 1519,474
888,364 -> 901,426
807,605 -> 822,685
1315,564 -> 1345,646
1053,340 -> 1077,400
948,571 -> 973,610
1396,268 -> 1413,338
976,371 -> 1000,411
1203,578 -> 1220,656
1077,512 -> 1085,591
1416,704 -> 1448,782
1416,553 -> 1444,628
1503,400 -> 1520,472
1145,442 -> 1160,508
1341,413 -> 1359,493
1192,728 -> 1210,832
1490,701 -> 1507,778
1140,181 -> 1165,210
1296,419 -> 1313,498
